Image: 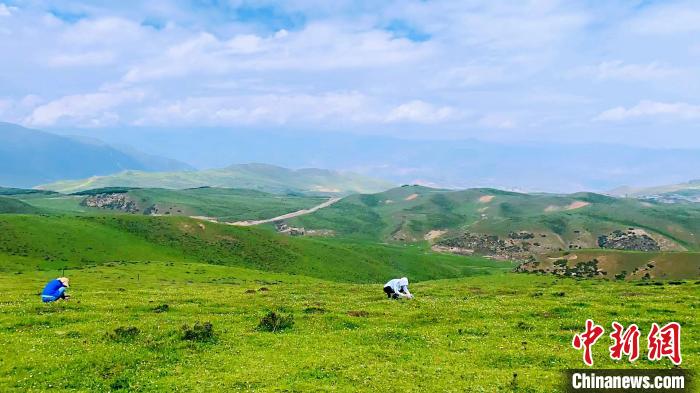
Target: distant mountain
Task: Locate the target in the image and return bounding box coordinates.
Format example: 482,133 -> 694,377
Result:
65,128 -> 700,193
609,180 -> 700,202
0,123 -> 193,188
39,163 -> 395,195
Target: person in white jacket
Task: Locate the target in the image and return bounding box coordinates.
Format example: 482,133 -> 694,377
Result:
383,277 -> 413,299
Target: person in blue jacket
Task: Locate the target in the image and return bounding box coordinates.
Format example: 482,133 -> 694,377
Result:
41,277 -> 70,303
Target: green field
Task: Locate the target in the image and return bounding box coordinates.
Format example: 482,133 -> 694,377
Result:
0,214 -> 509,283
14,187 -> 328,222
0,194 -> 698,391
1,259 -> 697,392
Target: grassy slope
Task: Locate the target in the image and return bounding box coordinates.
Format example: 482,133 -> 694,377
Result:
0,214 -> 510,283
18,187 -> 327,221
289,186 -> 700,250
38,163 -> 395,195
0,196 -> 41,214
0,262 -> 697,392
534,249 -> 700,280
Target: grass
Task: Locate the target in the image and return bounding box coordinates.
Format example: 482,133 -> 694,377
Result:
38,163 -> 394,195
288,186 -> 700,251
13,187 -> 328,222
0,214 -> 511,283
0,261 -> 697,392
533,249 -> 700,280
0,196 -> 40,214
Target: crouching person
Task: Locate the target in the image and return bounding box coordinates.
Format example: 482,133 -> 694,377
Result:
41,277 -> 70,303
383,277 -> 413,299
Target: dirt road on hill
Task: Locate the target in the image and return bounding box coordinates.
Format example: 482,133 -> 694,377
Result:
229,197 -> 342,226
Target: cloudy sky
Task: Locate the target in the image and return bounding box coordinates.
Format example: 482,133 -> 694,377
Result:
1,0 -> 699,147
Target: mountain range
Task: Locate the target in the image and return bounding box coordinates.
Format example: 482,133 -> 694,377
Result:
0,122 -> 192,188
38,163 -> 394,195
609,179 -> 700,202
59,127 -> 700,193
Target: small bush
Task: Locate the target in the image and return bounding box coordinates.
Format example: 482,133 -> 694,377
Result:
245,289 -> 257,294
152,304 -> 169,313
257,311 -> 294,332
347,310 -> 369,317
516,321 -> 533,331
109,326 -> 140,342
303,307 -> 326,314
258,287 -> 270,292
110,376 -> 131,390
182,322 -> 215,342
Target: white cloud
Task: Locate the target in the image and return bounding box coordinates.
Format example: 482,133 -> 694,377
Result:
48,51 -> 116,67
570,61 -> 680,81
0,3 -> 16,17
137,92 -> 374,125
478,113 -> 516,129
385,100 -> 457,124
60,17 -> 148,45
595,100 -> 700,122
432,65 -> 507,88
25,90 -> 146,127
627,4 -> 700,35
122,23 -> 432,83
135,94 -> 458,126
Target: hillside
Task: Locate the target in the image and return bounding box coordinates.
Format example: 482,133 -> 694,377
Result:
610,179 -> 700,203
0,122 -> 192,188
287,185 -> 700,257
517,249 -> 700,280
0,214 -> 509,282
12,187 -> 328,222
39,163 -> 395,195
0,196 -> 41,214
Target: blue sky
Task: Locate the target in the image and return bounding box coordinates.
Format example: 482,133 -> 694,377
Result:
1,0 -> 699,148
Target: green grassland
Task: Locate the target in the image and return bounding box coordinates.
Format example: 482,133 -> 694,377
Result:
0,210 -> 697,391
0,196 -> 41,214
14,187 -> 327,222
288,185 -> 700,250
38,163 -> 394,195
0,214 -> 509,283
0,260 -> 697,392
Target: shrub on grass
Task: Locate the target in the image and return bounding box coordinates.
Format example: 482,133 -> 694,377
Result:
303,306 -> 326,314
153,304 -> 169,313
181,322 -> 215,342
257,311 -> 294,332
109,326 -> 140,342
110,375 -> 131,390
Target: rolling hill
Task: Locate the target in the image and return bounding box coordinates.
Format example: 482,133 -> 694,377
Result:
39,163 -> 395,195
13,187 -> 328,222
610,179 -> 700,203
0,214 -> 508,283
286,185 -> 700,255
0,196 -> 41,214
0,122 -> 192,188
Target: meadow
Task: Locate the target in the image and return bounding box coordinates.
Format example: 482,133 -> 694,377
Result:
7,187 -> 327,222
0,206 -> 697,392
1,261 -> 697,392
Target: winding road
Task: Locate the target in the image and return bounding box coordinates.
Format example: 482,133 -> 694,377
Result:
229,197 -> 342,226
